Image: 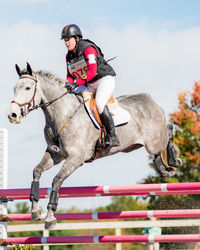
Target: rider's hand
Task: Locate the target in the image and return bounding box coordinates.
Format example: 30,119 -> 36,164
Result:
65,82 -> 79,92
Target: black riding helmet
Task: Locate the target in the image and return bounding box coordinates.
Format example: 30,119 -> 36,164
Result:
61,24 -> 83,40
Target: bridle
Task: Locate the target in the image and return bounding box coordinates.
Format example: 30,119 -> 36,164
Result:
11,74 -> 70,116
11,74 -> 86,136
11,75 -> 39,116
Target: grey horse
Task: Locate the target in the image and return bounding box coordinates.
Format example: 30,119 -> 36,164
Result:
7,63 -> 183,230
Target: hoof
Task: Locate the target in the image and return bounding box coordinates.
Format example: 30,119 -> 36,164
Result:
160,171 -> 173,178
177,158 -> 186,167
31,207 -> 42,220
160,168 -> 176,178
45,217 -> 57,230
168,169 -> 176,177
154,155 -> 177,178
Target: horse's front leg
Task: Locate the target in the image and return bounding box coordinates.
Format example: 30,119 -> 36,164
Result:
30,150 -> 63,220
44,156 -> 83,230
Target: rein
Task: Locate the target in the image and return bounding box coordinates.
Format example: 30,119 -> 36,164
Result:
35,88 -> 70,110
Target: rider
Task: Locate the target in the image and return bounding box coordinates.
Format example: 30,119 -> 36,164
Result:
61,24 -> 120,148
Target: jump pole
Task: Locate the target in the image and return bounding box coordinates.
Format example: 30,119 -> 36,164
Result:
2,182 -> 200,200
1,234 -> 200,245
0,129 -> 8,250
6,209 -> 200,221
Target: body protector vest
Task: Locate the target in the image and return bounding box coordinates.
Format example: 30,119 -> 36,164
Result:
66,39 -> 116,83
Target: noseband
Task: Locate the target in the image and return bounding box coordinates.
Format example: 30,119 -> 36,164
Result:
11,75 -> 38,116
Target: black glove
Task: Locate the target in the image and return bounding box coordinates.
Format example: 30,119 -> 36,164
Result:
65,82 -> 79,92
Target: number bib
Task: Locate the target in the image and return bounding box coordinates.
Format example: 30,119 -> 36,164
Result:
68,57 -> 88,80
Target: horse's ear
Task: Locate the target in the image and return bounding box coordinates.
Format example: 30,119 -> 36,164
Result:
15,64 -> 21,77
26,62 -> 32,75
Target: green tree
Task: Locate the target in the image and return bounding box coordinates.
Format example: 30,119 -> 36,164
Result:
96,196 -> 147,212
15,202 -> 30,214
143,81 -> 200,249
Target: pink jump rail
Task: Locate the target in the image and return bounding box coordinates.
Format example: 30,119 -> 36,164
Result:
8,209 -> 200,221
3,234 -> 200,245
1,182 -> 200,200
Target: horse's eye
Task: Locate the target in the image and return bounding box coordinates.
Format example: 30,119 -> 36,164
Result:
25,87 -> 31,90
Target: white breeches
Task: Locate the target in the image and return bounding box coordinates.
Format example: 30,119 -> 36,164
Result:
85,75 -> 116,114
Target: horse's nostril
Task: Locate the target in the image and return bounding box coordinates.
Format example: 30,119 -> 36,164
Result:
11,113 -> 17,118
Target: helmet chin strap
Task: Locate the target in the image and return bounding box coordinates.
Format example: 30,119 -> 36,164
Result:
73,36 -> 81,53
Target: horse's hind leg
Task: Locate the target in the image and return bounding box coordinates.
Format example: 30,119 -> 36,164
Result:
153,154 -> 177,177
30,150 -> 63,220
153,124 -> 184,177
144,123 -> 177,177
166,124 -> 183,168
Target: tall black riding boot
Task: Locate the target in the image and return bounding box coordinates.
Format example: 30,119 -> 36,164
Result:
100,105 -> 120,148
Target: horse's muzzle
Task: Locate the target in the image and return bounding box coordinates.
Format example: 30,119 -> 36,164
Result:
8,112 -> 21,124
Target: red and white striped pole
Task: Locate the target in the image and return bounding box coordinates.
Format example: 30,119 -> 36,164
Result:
2,234 -> 200,245
7,208 -> 200,221
1,182 -> 200,200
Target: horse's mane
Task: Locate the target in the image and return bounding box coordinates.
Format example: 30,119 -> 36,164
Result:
36,70 -> 65,86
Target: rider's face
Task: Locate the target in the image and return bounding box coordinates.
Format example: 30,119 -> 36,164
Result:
64,37 -> 76,51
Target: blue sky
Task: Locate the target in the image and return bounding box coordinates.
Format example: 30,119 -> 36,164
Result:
2,0 -> 200,30
1,0 -> 200,211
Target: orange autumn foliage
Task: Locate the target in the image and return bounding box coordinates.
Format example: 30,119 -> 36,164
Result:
192,82 -> 200,105
171,87 -> 200,129
170,81 -> 200,174
185,151 -> 200,167
171,109 -> 198,126
178,92 -> 188,107
190,121 -> 200,135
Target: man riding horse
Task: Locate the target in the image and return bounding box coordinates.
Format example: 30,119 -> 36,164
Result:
61,24 -> 120,148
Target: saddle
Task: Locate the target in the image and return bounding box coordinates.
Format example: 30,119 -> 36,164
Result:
82,91 -> 130,129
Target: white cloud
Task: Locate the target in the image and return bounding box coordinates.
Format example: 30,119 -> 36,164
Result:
2,20 -> 200,210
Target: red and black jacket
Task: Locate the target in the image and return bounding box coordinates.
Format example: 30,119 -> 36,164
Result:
66,39 -> 116,86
